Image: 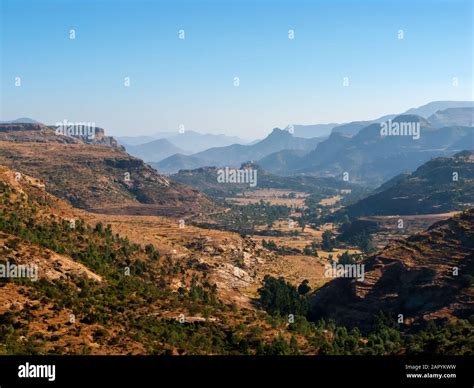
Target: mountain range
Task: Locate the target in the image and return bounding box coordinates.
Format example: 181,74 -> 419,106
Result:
286,101 -> 474,138
119,130 -> 248,155
260,109 -> 473,185
154,128 -> 325,174
125,138 -> 185,162
330,100 -> 474,136
149,101 -> 473,180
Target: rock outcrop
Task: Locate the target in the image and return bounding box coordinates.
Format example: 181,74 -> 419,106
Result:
309,209 -> 474,331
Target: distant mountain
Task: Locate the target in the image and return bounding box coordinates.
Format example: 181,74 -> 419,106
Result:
157,128 -> 325,173
125,138 -> 186,163
191,128 -> 322,166
260,130 -> 351,176
427,107 -> 474,128
289,123 -> 336,138
165,131 -> 247,153
331,121 -> 372,136
117,135 -> 156,146
447,132 -> 474,151
264,114 -> 473,185
309,208 -> 474,330
151,153 -> 211,175
372,172 -> 411,194
404,101 -> 474,118
119,130 -> 247,154
258,149 -> 309,176
339,151 -> 474,218
0,117 -> 39,124
330,101 -> 474,137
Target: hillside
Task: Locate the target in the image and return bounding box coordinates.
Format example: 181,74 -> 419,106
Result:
0,166 -> 283,354
0,124 -> 213,217
152,153 -> 213,175
339,151 -> 474,218
171,163 -> 354,199
258,149 -> 313,176
309,209 -> 474,331
2,165 -> 471,355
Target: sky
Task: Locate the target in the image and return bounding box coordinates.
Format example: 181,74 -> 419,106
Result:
1,0 -> 473,139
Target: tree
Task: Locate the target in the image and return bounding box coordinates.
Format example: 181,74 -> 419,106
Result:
289,335 -> 300,355
257,275 -> 308,316
328,254 -> 334,264
322,230 -> 335,251
355,232 -> 375,254
338,251 -> 355,265
94,222 -> 104,234
297,279 -> 311,295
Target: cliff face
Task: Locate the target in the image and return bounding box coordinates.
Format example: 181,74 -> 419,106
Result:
0,123 -> 124,151
309,209 -> 474,331
73,127 -> 125,150
0,123 -> 215,217
0,123 -> 81,144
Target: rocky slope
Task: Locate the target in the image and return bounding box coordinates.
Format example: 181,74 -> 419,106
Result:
0,165 -> 290,354
0,124 -> 214,217
310,209 -> 474,331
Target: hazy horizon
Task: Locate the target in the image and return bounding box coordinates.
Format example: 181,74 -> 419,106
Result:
1,0 -> 473,139
1,98 -> 474,141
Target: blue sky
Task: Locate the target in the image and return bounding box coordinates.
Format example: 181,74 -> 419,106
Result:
1,0 -> 472,139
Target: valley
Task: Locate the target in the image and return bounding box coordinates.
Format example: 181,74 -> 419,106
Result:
1,2 -> 473,383
0,105 -> 473,356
